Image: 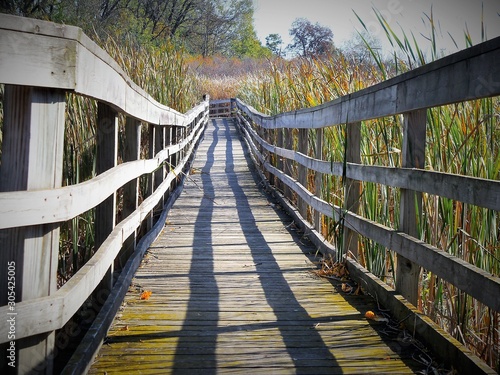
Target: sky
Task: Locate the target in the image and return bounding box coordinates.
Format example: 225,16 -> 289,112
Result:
252,0 -> 500,56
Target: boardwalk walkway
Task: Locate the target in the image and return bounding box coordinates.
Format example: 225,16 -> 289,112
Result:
89,119 -> 426,374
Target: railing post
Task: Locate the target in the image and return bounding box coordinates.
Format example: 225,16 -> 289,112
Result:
298,129 -> 308,219
264,128 -> 274,185
343,122 -> 361,259
171,126 -> 179,190
276,128 -> 284,192
121,117 -> 142,265
230,98 -> 236,117
283,128 -> 293,201
154,125 -> 165,221
314,128 -> 323,233
146,124 -> 155,230
396,110 -> 426,306
257,125 -> 266,177
0,85 -> 65,374
95,102 -> 118,297
179,127 -> 184,164
269,129 -> 274,183
165,125 -> 173,198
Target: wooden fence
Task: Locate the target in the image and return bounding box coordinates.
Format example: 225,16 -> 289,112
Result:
0,14 -> 208,374
232,36 -> 500,373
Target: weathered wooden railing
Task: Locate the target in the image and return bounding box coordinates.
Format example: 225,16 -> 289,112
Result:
232,36 -> 500,374
0,14 -> 208,374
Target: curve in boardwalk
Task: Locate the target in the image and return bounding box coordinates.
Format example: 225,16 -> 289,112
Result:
89,119 -> 425,374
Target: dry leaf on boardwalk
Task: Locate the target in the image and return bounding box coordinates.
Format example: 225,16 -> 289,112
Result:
140,290 -> 152,300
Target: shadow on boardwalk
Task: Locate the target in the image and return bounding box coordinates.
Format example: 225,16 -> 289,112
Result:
90,118 -> 426,374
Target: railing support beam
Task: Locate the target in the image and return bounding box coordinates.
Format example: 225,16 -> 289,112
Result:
95,102 -> 118,299
276,129 -> 284,193
283,129 -> 293,202
165,126 -> 173,199
0,85 -> 65,374
121,118 -> 142,266
396,110 -> 426,306
314,129 -> 323,233
298,129 -> 309,219
343,122 -> 361,259
146,124 -> 155,230
154,125 -> 165,221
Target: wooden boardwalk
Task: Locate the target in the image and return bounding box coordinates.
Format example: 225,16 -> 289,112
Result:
89,119 -> 426,374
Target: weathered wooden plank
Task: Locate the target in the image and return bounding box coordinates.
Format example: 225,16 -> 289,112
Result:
345,164 -> 500,211
343,211 -> 500,312
0,29 -> 77,89
283,128 -> 294,202
153,125 -> 165,221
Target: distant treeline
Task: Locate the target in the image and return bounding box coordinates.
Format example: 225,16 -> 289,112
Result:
0,0 -> 271,58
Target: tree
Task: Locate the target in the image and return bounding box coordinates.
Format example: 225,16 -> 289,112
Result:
0,0 -> 131,35
231,6 -> 270,58
0,0 -> 59,18
133,0 -> 202,41
265,33 -> 284,57
342,31 -> 382,67
185,0 -> 264,57
0,0 -> 265,57
288,18 -> 334,58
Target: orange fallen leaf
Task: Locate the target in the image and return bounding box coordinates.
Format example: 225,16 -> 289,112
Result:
120,325 -> 129,331
365,310 -> 389,322
365,311 -> 375,320
140,290 -> 153,300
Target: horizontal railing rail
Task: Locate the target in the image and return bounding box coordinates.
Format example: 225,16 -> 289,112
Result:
231,35 -> 500,375
236,36 -> 500,129
0,13 -> 209,373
